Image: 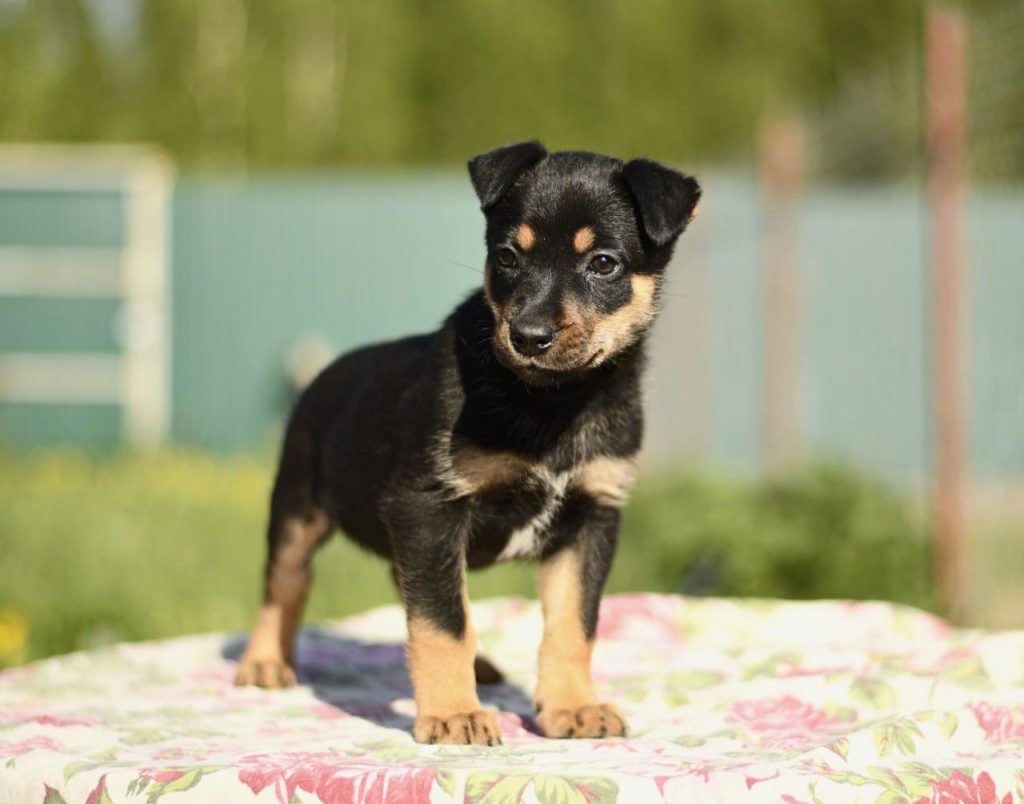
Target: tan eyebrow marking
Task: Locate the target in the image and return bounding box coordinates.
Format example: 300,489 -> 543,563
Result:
573,226 -> 596,253
514,223 -> 536,250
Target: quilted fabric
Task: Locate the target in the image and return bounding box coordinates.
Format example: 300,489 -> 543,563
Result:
2,594 -> 1023,803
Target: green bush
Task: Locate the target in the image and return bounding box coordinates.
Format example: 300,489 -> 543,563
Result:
0,451 -> 935,665
616,463 -> 936,609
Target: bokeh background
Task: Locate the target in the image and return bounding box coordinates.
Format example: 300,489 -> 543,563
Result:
1,0 -> 1022,667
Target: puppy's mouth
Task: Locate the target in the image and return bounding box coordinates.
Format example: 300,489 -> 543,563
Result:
492,321 -> 604,384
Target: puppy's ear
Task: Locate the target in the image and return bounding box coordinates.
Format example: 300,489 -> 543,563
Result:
468,141 -> 547,210
622,159 -> 701,248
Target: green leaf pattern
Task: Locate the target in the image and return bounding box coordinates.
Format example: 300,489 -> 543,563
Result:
0,595 -> 1021,802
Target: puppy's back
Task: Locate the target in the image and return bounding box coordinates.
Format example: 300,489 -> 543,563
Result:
280,332 -> 440,554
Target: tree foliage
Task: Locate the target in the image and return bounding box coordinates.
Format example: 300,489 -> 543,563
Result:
0,0 -> 938,167
0,0 -> 1016,172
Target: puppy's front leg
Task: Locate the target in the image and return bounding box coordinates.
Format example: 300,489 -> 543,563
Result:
535,504 -> 627,738
389,500 -> 501,746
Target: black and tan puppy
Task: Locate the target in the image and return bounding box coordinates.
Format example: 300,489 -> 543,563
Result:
235,141 -> 701,745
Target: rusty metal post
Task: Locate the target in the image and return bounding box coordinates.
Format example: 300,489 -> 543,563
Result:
759,116 -> 804,472
927,8 -> 969,620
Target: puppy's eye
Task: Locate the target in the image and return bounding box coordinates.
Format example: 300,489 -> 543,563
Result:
588,254 -> 620,277
494,247 -> 518,269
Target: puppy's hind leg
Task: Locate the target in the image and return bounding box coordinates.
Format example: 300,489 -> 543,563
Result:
234,505 -> 331,687
235,426 -> 332,688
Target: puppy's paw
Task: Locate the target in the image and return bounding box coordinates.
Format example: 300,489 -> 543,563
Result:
414,710 -> 502,746
536,702 -> 627,739
234,656 -> 297,689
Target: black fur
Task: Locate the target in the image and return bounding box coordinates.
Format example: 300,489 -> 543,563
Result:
622,158 -> 702,247
468,140 -> 548,210
260,143 -> 700,643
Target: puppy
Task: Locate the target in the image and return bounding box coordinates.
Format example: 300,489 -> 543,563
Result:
234,141 -> 701,745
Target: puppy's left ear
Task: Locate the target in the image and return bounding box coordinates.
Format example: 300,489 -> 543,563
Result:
468,141 -> 548,210
622,159 -> 701,248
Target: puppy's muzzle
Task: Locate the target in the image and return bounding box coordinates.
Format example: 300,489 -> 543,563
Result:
509,319 -> 558,357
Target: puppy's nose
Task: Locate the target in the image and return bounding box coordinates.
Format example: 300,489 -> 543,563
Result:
509,320 -> 558,357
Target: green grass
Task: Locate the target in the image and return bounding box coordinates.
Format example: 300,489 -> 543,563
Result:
969,520 -> 1024,629
0,450 -> 938,665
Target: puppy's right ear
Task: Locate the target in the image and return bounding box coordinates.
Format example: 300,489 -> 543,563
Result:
468,141 -> 547,210
622,159 -> 701,248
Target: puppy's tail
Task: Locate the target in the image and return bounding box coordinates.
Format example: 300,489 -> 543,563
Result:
474,655 -> 505,685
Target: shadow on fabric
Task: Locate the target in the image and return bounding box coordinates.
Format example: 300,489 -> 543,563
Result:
221,627 -> 539,736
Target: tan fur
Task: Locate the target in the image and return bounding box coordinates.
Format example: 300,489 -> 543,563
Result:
540,702 -> 627,739
514,223 -> 536,250
450,443 -> 535,495
551,300 -> 588,357
573,226 -> 596,253
235,511 -> 330,687
490,274 -> 658,374
579,456 -> 637,507
234,604 -> 296,687
559,300 -> 583,330
538,274 -> 659,372
407,585 -> 501,744
590,274 -> 658,362
534,545 -> 628,737
535,545 -> 595,711
407,618 -> 479,718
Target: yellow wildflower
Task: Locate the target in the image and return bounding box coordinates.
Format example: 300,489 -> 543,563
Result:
0,608 -> 28,667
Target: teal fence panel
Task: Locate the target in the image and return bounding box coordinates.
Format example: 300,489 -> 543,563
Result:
0,190 -> 123,248
969,191 -> 1024,481
800,186 -> 930,485
2,171 -> 1023,487
0,189 -> 124,447
170,175 -> 481,451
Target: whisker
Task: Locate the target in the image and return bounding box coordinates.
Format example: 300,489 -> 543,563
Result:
445,258 -> 484,275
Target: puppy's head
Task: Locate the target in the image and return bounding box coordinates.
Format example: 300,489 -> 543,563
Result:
469,141 -> 701,385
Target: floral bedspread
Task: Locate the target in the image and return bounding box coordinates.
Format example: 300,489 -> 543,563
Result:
2,595 -> 1024,803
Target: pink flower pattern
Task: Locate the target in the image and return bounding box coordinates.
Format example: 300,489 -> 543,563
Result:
0,594 -> 1021,802
237,753 -> 437,804
728,696 -> 845,748
968,702 -> 1024,743
916,770 -> 1013,804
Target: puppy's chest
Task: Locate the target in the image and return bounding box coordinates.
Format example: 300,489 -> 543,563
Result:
446,443 -> 636,566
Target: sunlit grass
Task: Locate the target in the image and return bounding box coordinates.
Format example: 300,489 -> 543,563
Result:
0,449 -> 944,665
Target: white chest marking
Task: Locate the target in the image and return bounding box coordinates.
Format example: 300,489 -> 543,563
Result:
496,469 -> 573,561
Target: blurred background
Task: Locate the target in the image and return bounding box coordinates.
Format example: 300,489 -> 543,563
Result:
1,0 -> 1022,667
